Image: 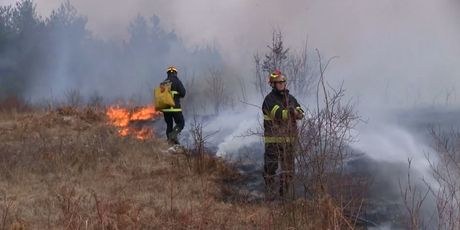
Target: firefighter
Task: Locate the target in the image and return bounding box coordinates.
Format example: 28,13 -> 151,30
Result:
262,70 -> 304,200
162,66 -> 186,145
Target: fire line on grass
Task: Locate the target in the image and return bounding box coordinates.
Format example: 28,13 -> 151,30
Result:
106,105 -> 161,140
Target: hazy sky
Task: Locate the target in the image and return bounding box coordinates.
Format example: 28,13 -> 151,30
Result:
2,0 -> 460,107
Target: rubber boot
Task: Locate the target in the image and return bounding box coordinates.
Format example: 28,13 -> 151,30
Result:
169,126 -> 181,145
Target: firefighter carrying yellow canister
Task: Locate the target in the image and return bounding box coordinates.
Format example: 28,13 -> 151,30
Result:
262,70 -> 304,200
161,66 -> 186,145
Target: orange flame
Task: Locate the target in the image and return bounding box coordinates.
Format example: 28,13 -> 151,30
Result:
106,105 -> 160,140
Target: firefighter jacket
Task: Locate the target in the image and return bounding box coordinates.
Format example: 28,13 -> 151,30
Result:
262,88 -> 304,144
162,75 -> 186,112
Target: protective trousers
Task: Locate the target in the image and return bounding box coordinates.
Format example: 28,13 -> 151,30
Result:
263,143 -> 295,200
163,112 -> 185,144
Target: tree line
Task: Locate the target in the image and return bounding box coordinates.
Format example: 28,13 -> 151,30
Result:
0,0 -> 222,103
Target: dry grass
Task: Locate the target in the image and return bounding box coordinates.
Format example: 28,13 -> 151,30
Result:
0,107 -> 361,229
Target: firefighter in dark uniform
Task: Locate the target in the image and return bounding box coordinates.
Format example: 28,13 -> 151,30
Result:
262,70 -> 304,200
162,66 -> 186,145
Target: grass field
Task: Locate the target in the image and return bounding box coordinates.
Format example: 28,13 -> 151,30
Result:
0,105 -> 358,229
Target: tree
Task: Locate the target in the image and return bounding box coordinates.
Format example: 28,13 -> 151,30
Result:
0,0 -> 44,99
254,30 -> 289,99
254,30 -> 318,100
205,67 -> 230,114
0,0 -> 224,104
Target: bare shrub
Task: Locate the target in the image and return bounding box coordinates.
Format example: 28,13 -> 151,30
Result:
400,159 -> 429,230
426,128 -> 460,230
88,91 -> 104,108
267,196 -> 358,229
401,128 -> 460,229
254,30 -> 318,100
181,73 -> 204,114
293,50 -> 361,228
0,96 -> 30,113
64,89 -> 83,107
186,116 -> 222,175
205,67 -> 231,114
296,50 -> 357,194
285,40 -> 318,96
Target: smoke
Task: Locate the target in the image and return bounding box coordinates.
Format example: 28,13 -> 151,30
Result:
351,115 -> 436,182
0,0 -> 224,104
207,109 -> 262,159
3,0 -> 460,226
3,0 -> 460,107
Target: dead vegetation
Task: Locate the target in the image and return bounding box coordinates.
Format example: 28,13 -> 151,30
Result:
402,128 -> 460,230
249,30 -> 366,229
0,103 -> 369,229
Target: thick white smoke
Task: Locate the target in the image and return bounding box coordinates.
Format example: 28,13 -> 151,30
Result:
352,117 -> 435,181
3,0 -> 458,225
3,0 -> 460,107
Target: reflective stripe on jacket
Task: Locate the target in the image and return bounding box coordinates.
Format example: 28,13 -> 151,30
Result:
262,89 -> 302,142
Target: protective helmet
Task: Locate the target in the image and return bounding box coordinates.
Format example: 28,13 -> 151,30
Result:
166,66 -> 178,74
268,69 -> 287,83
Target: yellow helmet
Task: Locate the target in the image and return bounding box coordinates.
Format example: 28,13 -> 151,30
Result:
268,70 -> 287,83
166,66 -> 178,74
